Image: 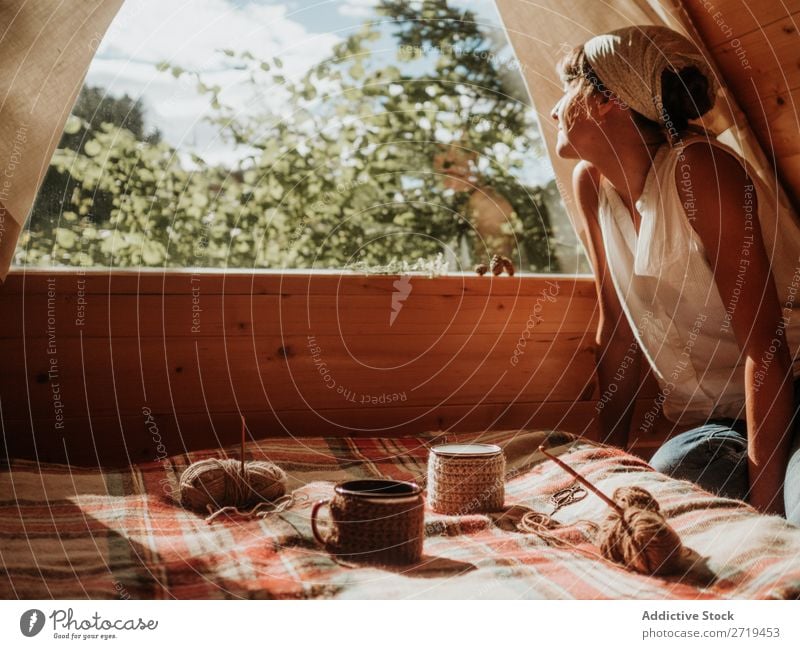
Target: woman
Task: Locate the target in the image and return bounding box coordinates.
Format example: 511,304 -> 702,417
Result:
551,25 -> 800,523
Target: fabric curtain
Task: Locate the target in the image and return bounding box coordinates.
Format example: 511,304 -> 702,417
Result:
0,0 -> 124,280
493,0 -> 789,266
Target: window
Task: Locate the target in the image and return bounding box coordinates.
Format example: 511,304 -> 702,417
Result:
14,0 -> 589,274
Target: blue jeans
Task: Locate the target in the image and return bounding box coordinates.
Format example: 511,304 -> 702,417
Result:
649,377 -> 800,525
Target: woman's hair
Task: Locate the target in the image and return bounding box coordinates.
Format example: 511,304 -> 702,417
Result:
557,44 -> 713,137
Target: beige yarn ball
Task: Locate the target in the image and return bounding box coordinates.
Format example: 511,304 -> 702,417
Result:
598,487 -> 684,576
611,485 -> 660,512
179,458 -> 287,512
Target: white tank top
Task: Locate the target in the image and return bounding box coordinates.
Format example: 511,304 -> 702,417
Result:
597,134 -> 800,425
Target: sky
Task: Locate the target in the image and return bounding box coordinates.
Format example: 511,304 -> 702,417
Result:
87,0 -> 552,183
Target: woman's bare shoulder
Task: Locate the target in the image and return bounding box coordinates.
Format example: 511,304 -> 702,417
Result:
573,159 -> 601,187
676,137 -> 750,187
674,137 -> 756,255
572,160 -> 602,214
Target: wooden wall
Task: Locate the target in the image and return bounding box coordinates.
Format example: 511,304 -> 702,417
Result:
0,270 -> 677,466
682,0 -> 800,210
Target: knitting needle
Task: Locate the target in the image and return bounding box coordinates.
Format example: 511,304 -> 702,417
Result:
538,446 -> 624,516
240,414 -> 246,476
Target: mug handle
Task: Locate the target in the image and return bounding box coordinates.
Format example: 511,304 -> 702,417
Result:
311,498 -> 331,546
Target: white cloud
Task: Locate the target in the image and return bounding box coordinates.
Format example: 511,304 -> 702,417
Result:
337,0 -> 379,18
336,0 -> 501,23
87,0 -> 341,163
97,0 -> 337,71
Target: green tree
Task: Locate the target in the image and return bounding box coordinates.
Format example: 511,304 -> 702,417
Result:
21,86 -> 163,265
64,85 -> 161,149
17,0 -> 560,272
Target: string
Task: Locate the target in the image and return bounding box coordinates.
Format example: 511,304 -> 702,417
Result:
204,490 -> 309,523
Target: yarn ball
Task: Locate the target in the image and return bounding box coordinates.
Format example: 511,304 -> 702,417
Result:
612,485 -> 660,512
598,487 -> 684,576
179,458 -> 287,512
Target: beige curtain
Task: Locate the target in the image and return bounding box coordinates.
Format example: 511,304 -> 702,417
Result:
493,0 -> 785,263
0,0 -> 123,280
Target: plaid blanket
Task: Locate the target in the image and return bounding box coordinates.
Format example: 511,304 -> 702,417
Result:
2,429 -> 800,599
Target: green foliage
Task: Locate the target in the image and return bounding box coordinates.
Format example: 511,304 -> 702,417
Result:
17,0 -> 561,272
63,85 -> 161,148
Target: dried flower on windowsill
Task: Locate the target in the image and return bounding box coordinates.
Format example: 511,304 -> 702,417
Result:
345,252 -> 449,278
484,254 -> 515,276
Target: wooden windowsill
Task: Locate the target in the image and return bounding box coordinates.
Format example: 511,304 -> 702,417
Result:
1,267 -> 597,296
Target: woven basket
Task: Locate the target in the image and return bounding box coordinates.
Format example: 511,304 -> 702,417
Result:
427,443 -> 506,515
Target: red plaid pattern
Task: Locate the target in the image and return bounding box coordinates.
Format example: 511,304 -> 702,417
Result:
2,429 -> 799,599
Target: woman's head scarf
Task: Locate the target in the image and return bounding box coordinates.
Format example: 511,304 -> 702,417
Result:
583,25 -> 718,123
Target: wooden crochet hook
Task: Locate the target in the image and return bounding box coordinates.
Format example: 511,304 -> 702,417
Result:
240,415 -> 247,476
538,445 -> 624,516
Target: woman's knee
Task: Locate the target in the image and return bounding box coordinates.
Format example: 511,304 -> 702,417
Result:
649,424 -> 748,499
785,436 -> 800,526
650,425 -> 743,472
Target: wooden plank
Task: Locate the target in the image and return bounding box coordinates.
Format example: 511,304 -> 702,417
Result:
0,333 -> 599,417
683,0 -> 800,48
0,341 -> 598,416
1,400 -> 604,466
711,13 -> 800,107
2,395 -> 679,467
0,269 -> 596,297
774,152 -> 800,201
744,86 -> 800,159
0,292 -> 599,339
683,0 -> 800,209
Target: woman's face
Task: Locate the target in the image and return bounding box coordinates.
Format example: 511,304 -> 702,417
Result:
550,80 -> 606,160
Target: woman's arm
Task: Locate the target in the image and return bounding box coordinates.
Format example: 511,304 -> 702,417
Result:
678,144 -> 794,516
573,161 -> 643,449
